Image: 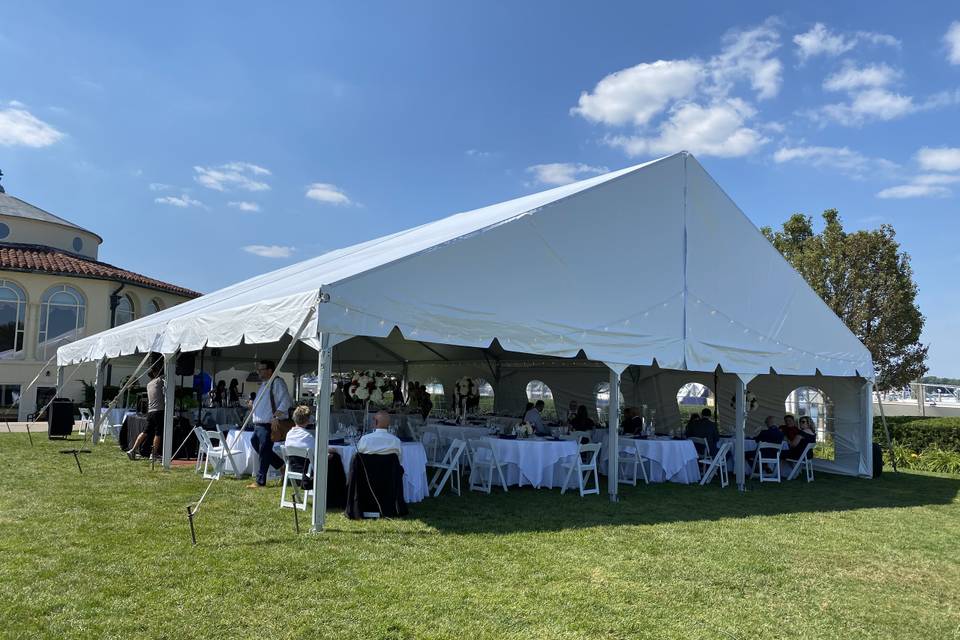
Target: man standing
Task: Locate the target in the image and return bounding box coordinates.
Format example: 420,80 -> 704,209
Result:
126,359 -> 165,461
247,360 -> 290,488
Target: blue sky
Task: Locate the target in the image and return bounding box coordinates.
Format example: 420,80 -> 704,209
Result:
1,2 -> 959,375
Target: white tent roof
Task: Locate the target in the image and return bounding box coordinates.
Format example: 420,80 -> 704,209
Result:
57,152 -> 873,378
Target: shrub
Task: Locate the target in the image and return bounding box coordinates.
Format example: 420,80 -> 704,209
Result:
874,416 -> 960,454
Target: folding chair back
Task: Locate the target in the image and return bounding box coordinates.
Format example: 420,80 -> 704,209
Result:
467,438 -> 509,494
699,441 -> 731,487
784,442 -> 816,482
618,442 -> 651,486
421,426 -> 442,464
689,436 -> 712,461
562,443 -> 601,496
754,442 -> 783,483
280,445 -> 315,510
427,438 -> 466,497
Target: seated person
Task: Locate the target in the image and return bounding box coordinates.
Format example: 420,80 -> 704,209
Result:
358,411 -> 402,456
524,400 -> 548,436
620,407 -> 644,435
565,400 -> 579,425
747,416 -> 784,467
570,404 -> 595,430
685,409 -> 719,456
785,416 -> 817,460
285,405 -> 317,485
782,414 -> 799,443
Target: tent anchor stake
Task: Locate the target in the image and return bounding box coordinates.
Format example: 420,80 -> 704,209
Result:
186,506 -> 197,545
25,423 -> 33,447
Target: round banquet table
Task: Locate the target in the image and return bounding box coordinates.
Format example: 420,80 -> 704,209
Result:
479,436 -> 579,489
599,435 -> 701,484
329,442 -> 428,503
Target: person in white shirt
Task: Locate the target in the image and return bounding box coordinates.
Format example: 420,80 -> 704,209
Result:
126,359 -> 165,461
357,411 -> 402,456
284,405 -> 316,486
524,400 -> 548,435
247,359 -> 292,488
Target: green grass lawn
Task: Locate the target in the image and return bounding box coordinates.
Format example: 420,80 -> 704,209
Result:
1,434 -> 959,640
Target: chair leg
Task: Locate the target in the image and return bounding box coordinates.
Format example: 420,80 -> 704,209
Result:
561,463 -> 575,495
496,463 -> 508,492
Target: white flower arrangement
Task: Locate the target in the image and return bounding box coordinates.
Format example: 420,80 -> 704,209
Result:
729,391 -> 759,414
512,422 -> 534,438
349,370 -> 392,406
454,377 -> 479,402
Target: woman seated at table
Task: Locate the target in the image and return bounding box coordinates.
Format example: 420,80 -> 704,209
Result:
785,415 -> 817,461
570,404 -> 595,430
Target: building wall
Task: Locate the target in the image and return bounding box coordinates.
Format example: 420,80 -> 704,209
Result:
0,269 -> 192,419
0,214 -> 101,259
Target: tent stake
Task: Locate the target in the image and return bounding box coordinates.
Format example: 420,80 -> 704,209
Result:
186,506 -> 197,545
25,423 -> 33,447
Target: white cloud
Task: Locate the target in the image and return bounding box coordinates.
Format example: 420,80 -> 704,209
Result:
793,23 -> 899,61
916,147 -> 960,172
305,182 -> 351,205
773,145 -> 897,178
823,63 -> 900,92
945,21 -> 960,65
607,98 -> 767,158
876,184 -> 951,199
817,88 -> 916,126
571,59 -> 703,127
709,19 -> 783,100
243,245 -> 294,258
228,200 -> 261,212
913,173 -> 960,185
525,163 -> 608,186
0,106 -> 64,147
148,183 -> 172,191
155,194 -> 204,208
194,162 -> 271,192
465,149 -> 494,158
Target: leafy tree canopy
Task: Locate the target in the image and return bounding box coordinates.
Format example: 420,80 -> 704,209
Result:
761,209 -> 927,390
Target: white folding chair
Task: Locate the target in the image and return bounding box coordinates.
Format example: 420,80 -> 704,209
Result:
784,442 -> 816,482
467,439 -> 509,494
427,438 -> 466,497
421,426 -> 442,465
77,408 -> 93,437
279,445 -> 315,511
561,443 -> 602,496
751,442 -> 783,483
618,442 -> 651,486
699,441 -> 732,487
571,430 -> 593,445
689,437 -> 713,463
193,427 -> 245,480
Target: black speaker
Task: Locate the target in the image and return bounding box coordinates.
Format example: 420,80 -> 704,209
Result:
872,442 -> 884,478
176,352 -> 196,376
47,398 -> 75,438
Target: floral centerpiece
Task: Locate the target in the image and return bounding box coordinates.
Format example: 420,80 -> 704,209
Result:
729,391 -> 759,413
349,370 -> 391,407
512,422 -> 534,438
454,377 -> 480,410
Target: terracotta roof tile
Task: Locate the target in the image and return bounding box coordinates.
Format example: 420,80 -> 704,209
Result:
0,243 -> 201,298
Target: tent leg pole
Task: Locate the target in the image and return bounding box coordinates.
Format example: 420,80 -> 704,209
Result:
874,389 -> 896,473
607,368 -> 620,502
734,377 -> 745,492
162,353 -> 177,469
91,358 -> 106,445
311,332 -> 332,532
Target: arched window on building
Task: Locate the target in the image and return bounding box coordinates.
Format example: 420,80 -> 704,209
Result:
148,298 -> 163,315
114,294 -> 135,326
525,379 -> 556,419
0,280 -> 27,360
676,382 -> 715,424
39,285 -> 86,359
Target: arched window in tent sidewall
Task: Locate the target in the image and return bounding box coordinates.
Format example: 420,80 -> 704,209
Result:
676,382 -> 715,424
424,379 -> 445,413
38,285 -> 86,359
0,280 -> 27,360
525,380 -> 555,419
474,377 -> 494,413
594,382 -> 625,425
114,294 -> 135,326
785,386 -> 835,456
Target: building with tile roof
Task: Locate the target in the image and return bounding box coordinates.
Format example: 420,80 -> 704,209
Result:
0,174 -> 200,419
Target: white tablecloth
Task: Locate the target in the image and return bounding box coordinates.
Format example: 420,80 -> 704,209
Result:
430,424 -> 492,442
479,437 -> 578,489
224,430 -> 259,477
330,442 -> 429,503
102,408 -> 135,426
600,435 -> 701,484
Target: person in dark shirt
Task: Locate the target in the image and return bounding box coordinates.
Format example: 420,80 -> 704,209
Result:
686,408 -> 719,456
570,404 -> 595,430
746,416 -> 783,469
782,414 -> 799,443
620,407 -> 644,435
785,415 -> 817,460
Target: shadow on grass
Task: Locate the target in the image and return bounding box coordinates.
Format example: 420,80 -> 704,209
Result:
400,471 -> 960,534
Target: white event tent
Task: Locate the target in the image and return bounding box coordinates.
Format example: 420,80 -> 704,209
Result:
57,152 -> 875,530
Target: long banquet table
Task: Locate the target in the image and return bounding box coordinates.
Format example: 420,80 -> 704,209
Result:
477,436 -> 579,489
598,434 -> 701,484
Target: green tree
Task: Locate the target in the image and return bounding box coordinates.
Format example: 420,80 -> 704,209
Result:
761,209 -> 927,390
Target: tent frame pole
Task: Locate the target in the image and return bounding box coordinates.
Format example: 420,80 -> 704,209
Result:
311,331 -> 333,532
91,358 -> 106,444
734,377 -> 746,491
607,368 -> 620,502
162,352 -> 178,469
